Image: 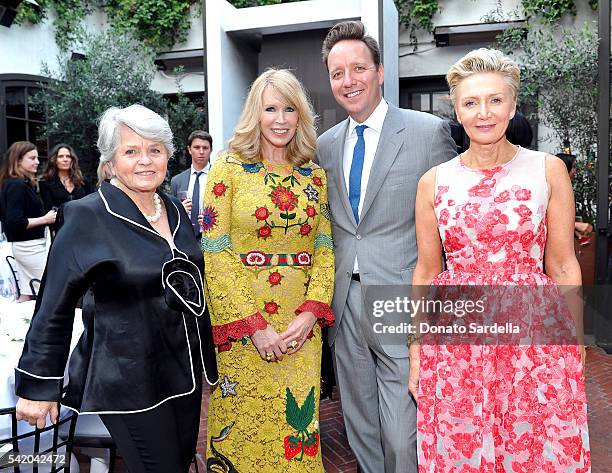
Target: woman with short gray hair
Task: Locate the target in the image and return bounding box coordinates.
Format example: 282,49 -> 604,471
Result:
15,104 -> 218,473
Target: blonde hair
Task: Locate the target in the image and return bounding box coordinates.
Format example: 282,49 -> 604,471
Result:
446,48 -> 520,104
227,69 -> 317,166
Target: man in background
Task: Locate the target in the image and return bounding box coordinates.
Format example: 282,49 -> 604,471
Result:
170,130 -> 213,237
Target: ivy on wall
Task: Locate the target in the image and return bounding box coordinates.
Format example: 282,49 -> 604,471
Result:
15,0 -> 201,51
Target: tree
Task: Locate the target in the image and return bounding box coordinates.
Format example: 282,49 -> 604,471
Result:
497,23 -> 599,222
34,31 -> 203,185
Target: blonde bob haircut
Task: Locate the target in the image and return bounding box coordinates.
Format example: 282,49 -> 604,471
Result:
227,69 -> 317,167
446,48 -> 520,104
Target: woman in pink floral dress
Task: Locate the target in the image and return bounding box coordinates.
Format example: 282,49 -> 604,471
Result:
411,48 -> 590,472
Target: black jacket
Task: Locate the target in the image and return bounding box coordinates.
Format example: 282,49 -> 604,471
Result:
0,178 -> 46,241
15,182 -> 218,414
39,176 -> 90,212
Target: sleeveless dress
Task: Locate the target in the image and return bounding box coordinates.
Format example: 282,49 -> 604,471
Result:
417,147 -> 590,472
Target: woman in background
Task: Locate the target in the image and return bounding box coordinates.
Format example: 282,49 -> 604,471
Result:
0,141 -> 56,301
39,143 -> 89,212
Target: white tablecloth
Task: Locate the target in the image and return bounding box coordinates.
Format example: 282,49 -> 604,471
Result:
0,300 -> 83,435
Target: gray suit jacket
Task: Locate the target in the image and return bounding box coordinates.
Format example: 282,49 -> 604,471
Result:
170,168 -> 191,198
316,103 -> 456,356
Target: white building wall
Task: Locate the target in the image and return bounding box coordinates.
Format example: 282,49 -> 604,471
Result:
0,9 -> 108,77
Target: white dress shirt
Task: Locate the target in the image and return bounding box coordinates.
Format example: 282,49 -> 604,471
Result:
186,162 -> 211,211
342,98 -> 389,273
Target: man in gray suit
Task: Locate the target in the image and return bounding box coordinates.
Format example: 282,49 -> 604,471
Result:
170,130 -> 213,237
317,21 -> 456,473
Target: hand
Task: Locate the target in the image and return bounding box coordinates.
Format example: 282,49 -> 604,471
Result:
181,198 -> 193,214
16,398 -> 57,429
408,343 -> 420,402
579,345 -> 587,373
280,311 -> 317,355
44,209 -> 57,225
251,325 -> 287,362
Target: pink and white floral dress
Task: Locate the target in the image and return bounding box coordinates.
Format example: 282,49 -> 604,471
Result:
417,147 -> 590,472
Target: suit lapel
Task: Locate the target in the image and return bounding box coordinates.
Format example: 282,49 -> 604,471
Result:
359,106 -> 405,223
331,120 -> 357,227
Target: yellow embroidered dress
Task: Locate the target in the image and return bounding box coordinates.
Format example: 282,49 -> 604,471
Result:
202,153 -> 335,472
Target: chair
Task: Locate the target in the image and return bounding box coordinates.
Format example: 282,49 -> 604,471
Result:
4,256 -> 19,300
0,405 -> 78,472
58,415 -> 116,473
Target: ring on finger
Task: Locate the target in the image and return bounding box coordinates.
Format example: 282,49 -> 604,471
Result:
265,352 -> 273,361
289,340 -> 298,349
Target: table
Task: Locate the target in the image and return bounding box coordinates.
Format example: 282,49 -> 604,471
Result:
0,300 -> 86,472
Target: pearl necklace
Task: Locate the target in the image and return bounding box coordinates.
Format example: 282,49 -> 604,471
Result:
110,178 -> 162,223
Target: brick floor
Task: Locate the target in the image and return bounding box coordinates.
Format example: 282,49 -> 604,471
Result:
79,346 -> 611,472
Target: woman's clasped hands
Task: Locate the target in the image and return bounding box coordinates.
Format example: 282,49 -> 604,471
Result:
251,311 -> 317,362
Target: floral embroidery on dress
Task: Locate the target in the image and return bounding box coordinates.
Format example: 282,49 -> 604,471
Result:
201,205 -> 218,233
212,181 -> 228,198
284,387 -> 319,461
418,149 -> 590,472
203,153 -> 334,471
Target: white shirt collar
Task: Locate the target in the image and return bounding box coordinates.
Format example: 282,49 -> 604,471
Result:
347,97 -> 388,137
190,162 -> 210,175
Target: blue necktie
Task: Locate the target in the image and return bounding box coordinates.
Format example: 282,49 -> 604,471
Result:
349,125 -> 367,224
191,171 -> 203,235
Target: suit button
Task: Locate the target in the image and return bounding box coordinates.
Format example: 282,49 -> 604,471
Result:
346,271 -> 351,278
356,234 -> 362,240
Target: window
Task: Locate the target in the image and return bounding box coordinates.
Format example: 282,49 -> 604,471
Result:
0,75 -> 47,157
400,76 -> 455,120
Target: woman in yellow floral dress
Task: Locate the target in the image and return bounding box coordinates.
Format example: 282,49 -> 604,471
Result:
201,69 -> 334,472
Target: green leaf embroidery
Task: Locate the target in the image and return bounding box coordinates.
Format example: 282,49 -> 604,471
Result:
299,387 -> 315,430
286,388 -> 302,430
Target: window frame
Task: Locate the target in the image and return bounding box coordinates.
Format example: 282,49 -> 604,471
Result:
0,74 -> 48,156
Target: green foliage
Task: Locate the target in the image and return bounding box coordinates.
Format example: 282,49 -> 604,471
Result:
521,0 -> 576,23
497,23 -> 599,221
228,0 -> 302,7
34,32 -> 202,186
395,0 -> 441,48
15,0 -> 91,50
14,0 -> 199,51
103,0 -> 198,51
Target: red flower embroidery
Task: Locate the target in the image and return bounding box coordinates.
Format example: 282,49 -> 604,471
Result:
312,176 -> 323,187
254,207 -> 270,221
244,251 -> 269,266
300,224 -> 312,236
270,185 -> 298,211
268,271 -> 282,286
201,206 -> 218,233
305,205 -> 317,218
212,181 -> 227,197
258,225 -> 272,239
294,252 -> 312,266
515,188 -> 532,201
264,301 -> 279,314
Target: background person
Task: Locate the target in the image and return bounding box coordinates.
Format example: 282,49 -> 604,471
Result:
556,151 -> 593,243
0,141 -> 56,301
170,130 -> 213,237
316,21 -> 456,473
15,104 -> 218,473
411,48 -> 589,471
39,143 -> 90,213
202,69 -> 334,471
